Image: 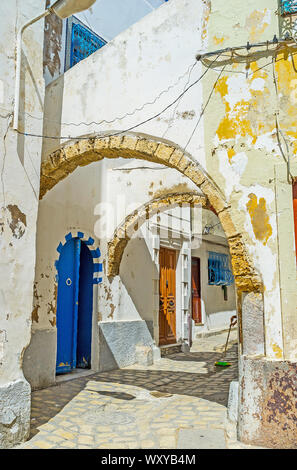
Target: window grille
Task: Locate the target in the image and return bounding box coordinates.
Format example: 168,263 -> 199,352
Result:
208,251 -> 234,286
281,0 -> 297,15
65,16 -> 107,71
70,22 -> 106,68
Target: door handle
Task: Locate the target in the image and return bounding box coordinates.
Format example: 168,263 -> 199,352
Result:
166,280 -> 168,288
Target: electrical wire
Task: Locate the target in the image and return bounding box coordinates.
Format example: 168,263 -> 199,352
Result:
183,64 -> 226,151
11,47 -> 297,145
10,60 -> 199,128
15,53 -> 222,141
162,60 -> 198,138
4,48 -> 295,135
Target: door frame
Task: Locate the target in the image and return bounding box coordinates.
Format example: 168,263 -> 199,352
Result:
191,256 -> 202,325
159,246 -> 177,346
54,231 -> 102,374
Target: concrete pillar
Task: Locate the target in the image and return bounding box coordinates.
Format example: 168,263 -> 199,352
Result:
238,292 -> 297,448
238,355 -> 297,448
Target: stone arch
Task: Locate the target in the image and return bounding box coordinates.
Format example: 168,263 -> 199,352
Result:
108,191 -> 209,278
40,132 -> 262,293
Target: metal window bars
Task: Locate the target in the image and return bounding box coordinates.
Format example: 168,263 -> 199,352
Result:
65,16 -> 107,71
70,21 -> 106,68
208,251 -> 234,286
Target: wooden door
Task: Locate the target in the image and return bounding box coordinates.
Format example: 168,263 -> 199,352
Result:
293,182 -> 297,263
159,247 -> 177,345
191,257 -> 202,324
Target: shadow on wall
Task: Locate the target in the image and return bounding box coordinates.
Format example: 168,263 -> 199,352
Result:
119,236 -> 157,325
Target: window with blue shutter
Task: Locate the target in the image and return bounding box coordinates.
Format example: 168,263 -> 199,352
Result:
208,252 -> 234,286
65,17 -> 107,71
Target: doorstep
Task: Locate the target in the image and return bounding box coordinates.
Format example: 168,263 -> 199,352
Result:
160,343 -> 182,357
55,368 -> 96,385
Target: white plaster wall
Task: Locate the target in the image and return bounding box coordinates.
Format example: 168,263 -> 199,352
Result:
44,0 -> 167,85
41,0 -> 206,161
0,0 -> 44,385
0,0 -> 45,447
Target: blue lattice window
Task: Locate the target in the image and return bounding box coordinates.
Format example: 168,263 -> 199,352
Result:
281,0 -> 297,15
208,252 -> 234,286
65,17 -> 107,70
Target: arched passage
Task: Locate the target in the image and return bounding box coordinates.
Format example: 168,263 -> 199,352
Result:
107,191 -> 208,277
41,132 -> 262,294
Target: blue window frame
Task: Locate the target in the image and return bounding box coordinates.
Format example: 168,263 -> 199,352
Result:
65,16 -> 107,70
281,0 -> 297,15
208,251 -> 234,286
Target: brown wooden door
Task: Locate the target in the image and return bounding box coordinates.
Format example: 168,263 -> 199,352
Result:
191,257 -> 202,324
293,182 -> 297,263
159,247 -> 177,346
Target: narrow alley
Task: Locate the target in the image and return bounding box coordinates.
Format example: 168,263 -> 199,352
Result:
16,331 -> 253,450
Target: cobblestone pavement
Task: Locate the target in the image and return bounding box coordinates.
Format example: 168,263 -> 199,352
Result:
17,330 -> 247,449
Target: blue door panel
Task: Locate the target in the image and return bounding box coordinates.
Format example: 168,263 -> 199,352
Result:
56,237 -> 93,374
76,242 -> 93,368
56,238 -> 81,374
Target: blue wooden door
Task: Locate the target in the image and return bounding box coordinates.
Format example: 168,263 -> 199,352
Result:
76,242 -> 93,368
56,238 -> 93,374
56,238 -> 81,374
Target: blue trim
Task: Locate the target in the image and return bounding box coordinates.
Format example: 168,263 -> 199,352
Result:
55,232 -> 103,286
91,247 -> 101,259
65,232 -> 72,242
85,237 -> 94,246
93,263 -> 103,273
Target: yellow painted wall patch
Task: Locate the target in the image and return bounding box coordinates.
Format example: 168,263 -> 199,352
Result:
246,193 -> 272,245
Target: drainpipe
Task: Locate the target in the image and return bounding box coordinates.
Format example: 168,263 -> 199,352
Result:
13,0 -> 96,131
13,9 -> 51,131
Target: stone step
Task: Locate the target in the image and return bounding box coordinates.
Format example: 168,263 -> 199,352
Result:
160,343 -> 182,357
